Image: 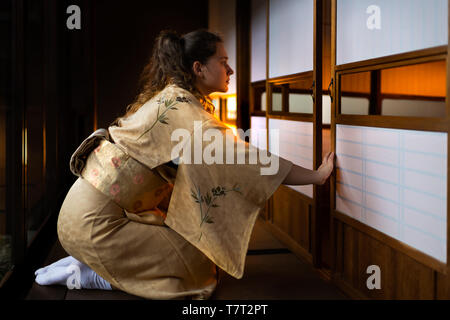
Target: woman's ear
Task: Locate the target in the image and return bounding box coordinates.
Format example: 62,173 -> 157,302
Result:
192,61 -> 204,78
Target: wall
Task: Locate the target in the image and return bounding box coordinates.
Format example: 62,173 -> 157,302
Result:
208,0 -> 237,95
94,0 -> 209,129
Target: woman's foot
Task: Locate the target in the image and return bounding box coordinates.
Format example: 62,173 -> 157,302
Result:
34,256 -> 112,290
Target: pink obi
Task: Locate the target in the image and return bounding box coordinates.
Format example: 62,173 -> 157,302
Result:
81,139 -> 174,224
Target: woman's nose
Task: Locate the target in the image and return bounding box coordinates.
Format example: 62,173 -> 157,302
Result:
227,65 -> 234,75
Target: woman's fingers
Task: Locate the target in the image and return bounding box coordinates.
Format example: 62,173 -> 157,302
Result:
322,151 -> 330,163
328,151 -> 335,164
323,152 -> 333,165
322,151 -> 335,167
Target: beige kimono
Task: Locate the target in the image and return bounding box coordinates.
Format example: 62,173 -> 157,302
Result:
57,84 -> 293,299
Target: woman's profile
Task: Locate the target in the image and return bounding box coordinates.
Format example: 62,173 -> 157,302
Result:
34,29 -> 334,300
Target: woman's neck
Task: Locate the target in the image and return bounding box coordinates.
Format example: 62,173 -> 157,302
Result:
194,81 -> 212,97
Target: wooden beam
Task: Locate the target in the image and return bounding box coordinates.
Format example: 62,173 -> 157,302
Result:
312,0 -> 324,269
236,0 -> 251,131
329,0 -> 337,277
369,69 -> 381,115
446,0 -> 450,299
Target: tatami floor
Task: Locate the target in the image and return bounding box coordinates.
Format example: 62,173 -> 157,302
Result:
26,218 -> 349,300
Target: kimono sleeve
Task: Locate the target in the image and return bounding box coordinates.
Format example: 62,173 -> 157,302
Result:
108,87 -> 212,170
164,117 -> 293,279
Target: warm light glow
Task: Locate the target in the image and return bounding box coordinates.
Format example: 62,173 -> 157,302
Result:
224,123 -> 237,136
211,97 -> 220,120
381,60 -> 446,97
226,95 -> 237,120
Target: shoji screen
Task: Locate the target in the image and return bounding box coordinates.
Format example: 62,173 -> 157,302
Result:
332,0 -> 449,299
269,119 -> 314,197
269,0 -> 314,78
336,125 -> 447,262
337,0 -> 448,65
250,116 -> 267,150
251,0 -> 267,82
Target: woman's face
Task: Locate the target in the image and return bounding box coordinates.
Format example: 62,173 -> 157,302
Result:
194,42 -> 234,95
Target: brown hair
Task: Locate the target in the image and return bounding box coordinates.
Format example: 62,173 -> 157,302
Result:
113,29 -> 223,125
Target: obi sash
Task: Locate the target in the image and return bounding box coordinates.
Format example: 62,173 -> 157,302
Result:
70,129 -> 176,225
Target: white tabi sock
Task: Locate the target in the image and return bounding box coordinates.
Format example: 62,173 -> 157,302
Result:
34,256 -> 112,290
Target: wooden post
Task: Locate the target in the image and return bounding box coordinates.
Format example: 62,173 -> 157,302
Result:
312,0 -> 324,268
236,0 -> 251,131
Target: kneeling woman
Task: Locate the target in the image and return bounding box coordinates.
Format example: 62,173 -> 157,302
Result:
34,29 -> 335,299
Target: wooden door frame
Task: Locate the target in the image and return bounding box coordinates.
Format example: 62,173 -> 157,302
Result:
330,0 -> 450,292
262,0 -> 326,268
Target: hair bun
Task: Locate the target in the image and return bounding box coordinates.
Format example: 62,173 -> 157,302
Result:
158,30 -> 185,53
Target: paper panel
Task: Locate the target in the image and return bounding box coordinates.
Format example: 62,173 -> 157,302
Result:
250,116 -> 267,150
336,124 -> 447,262
251,0 -> 267,82
337,0 -> 448,65
269,0 -> 314,77
269,118 -> 314,198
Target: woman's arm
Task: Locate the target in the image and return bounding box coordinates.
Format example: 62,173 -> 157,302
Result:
282,151 -> 335,186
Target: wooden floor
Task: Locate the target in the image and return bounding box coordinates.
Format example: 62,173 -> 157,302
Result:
26,218 -> 349,300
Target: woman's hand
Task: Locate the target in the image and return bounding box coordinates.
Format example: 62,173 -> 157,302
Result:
281,151 -> 335,186
316,151 -> 335,185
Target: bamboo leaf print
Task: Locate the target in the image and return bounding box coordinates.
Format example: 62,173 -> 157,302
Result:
159,118 -> 169,124
192,183 -> 243,241
136,95 -> 190,140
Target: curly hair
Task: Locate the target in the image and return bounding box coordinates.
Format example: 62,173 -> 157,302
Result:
113,29 -> 223,126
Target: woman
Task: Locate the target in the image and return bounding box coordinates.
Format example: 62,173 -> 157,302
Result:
35,29 -> 335,299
